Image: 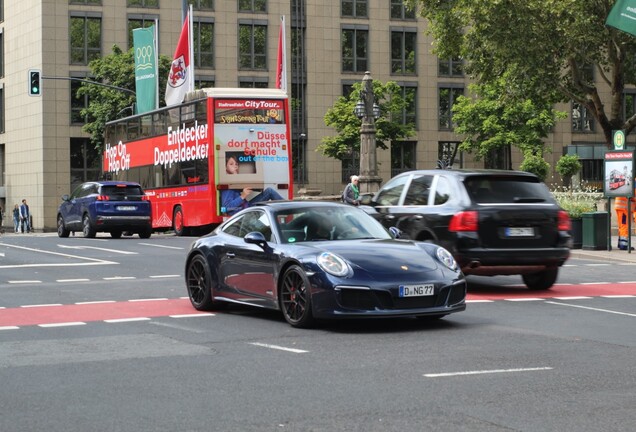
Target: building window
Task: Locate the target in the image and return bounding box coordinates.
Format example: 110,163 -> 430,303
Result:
438,57 -> 463,77
341,152 -> 360,183
239,77 -> 268,88
572,101 -> 594,132
239,0 -> 266,13
70,0 -> 101,4
341,0 -> 367,18
292,137 -> 307,184
391,28 -> 416,74
438,141 -> 462,169
70,14 -> 102,65
341,27 -> 368,73
70,138 -> 101,191
393,85 -> 417,128
195,77 -> 215,88
390,0 -> 415,19
193,19 -> 214,68
0,86 -> 4,133
439,86 -> 463,130
127,15 -> 157,50
238,22 -> 267,70
391,141 -> 416,177
127,0 -> 158,7
0,30 -> 3,78
188,0 -> 214,10
0,144 -> 4,188
70,75 -> 90,125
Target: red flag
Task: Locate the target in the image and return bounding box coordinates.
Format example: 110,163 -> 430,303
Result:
276,16 -> 287,92
166,12 -> 191,106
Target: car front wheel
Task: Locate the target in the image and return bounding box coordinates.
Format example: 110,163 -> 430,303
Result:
280,265 -> 314,328
82,214 -> 96,238
522,267 -> 558,290
57,215 -> 70,238
186,255 -> 220,311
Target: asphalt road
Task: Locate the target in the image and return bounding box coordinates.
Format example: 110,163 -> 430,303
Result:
1,233 -> 635,431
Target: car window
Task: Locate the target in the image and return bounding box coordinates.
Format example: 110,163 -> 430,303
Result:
433,176 -> 452,205
239,210 -> 273,241
79,184 -> 94,198
403,174 -> 433,206
222,215 -> 243,237
101,185 -> 144,200
465,176 -> 553,204
69,184 -> 84,199
376,175 -> 409,205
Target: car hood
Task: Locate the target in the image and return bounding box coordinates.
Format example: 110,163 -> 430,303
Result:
305,239 -> 442,277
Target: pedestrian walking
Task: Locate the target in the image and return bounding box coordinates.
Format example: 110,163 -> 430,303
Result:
342,175 -> 360,206
19,199 -> 30,233
13,204 -> 20,233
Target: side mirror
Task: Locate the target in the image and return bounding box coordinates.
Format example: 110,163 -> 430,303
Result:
244,231 -> 267,247
389,226 -> 402,239
61,194 -> 70,202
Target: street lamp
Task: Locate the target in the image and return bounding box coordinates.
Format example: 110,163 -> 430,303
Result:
353,71 -> 382,194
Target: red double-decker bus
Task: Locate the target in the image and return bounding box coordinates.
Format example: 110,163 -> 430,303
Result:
103,88 -> 293,235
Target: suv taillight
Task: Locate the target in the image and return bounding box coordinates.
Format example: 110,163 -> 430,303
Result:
96,195 -> 110,201
142,195 -> 150,201
558,210 -> 571,231
449,211 -> 478,232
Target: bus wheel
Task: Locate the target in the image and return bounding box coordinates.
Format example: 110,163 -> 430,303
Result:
173,206 -> 188,236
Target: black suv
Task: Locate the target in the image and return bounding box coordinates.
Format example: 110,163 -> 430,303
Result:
361,170 -> 571,290
57,181 -> 152,238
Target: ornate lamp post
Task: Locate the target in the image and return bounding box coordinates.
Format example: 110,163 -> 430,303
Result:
353,71 -> 382,194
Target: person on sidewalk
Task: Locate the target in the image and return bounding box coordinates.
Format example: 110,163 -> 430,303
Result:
12,204 -> 20,233
614,196 -> 636,250
19,199 -> 30,233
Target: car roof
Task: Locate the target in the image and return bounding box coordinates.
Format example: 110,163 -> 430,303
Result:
393,169 -> 539,180
82,181 -> 143,187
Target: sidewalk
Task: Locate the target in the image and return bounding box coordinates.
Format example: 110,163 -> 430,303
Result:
570,235 -> 636,263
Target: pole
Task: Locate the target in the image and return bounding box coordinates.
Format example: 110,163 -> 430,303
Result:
358,71 -> 382,194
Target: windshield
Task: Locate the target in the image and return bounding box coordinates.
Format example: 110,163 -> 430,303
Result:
274,206 -> 392,243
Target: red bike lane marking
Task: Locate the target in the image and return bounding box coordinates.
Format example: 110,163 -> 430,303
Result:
1,283 -> 636,328
0,298 -> 206,327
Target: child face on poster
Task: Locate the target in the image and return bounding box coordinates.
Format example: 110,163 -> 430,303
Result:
226,156 -> 239,174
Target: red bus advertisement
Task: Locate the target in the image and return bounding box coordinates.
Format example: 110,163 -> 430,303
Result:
103,88 -> 293,235
609,169 -> 626,190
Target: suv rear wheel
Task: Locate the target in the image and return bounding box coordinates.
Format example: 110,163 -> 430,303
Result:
522,267 -> 558,290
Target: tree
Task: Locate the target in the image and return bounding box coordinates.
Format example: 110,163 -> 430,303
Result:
78,45 -> 172,148
452,73 -> 567,164
319,80 -> 416,160
412,0 -> 636,147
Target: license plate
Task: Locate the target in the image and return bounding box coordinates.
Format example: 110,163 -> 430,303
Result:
117,206 -> 136,211
505,227 -> 535,237
399,284 -> 434,297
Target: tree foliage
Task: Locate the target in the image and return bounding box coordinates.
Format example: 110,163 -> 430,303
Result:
319,80 -> 416,160
452,72 -> 567,160
79,45 -> 172,149
412,0 -> 636,147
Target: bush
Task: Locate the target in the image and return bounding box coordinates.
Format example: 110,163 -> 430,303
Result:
520,154 -> 550,182
552,185 -> 599,219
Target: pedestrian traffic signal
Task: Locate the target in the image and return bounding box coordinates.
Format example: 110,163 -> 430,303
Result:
28,69 -> 41,96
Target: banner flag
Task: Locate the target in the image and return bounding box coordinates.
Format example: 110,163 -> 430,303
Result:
166,11 -> 192,106
275,16 -> 287,92
606,0 -> 636,37
133,25 -> 158,114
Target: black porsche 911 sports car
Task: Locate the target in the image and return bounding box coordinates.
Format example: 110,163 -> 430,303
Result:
184,201 -> 466,328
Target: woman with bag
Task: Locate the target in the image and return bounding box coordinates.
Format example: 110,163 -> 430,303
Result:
342,175 -> 360,206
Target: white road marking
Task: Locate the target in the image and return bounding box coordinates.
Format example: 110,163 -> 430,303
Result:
0,242 -> 117,268
75,300 -> 117,305
139,243 -> 183,250
103,276 -> 136,281
580,282 -> 608,285
466,299 -> 494,303
545,301 -> 636,317
129,298 -> 168,302
601,295 -> 636,298
149,275 -> 180,279
170,313 -> 215,318
0,326 -> 19,331
584,264 -> 610,266
57,278 -> 90,283
104,317 -> 151,323
505,298 -> 544,302
553,296 -> 592,300
424,367 -> 553,378
249,342 -> 309,354
39,322 -> 86,328
618,281 -> 636,284
58,244 -> 137,255
21,303 -> 62,308
8,280 -> 42,284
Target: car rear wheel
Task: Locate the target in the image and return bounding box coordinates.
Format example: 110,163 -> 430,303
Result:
110,231 -> 122,239
82,214 -> 96,238
280,265 -> 314,328
173,206 -> 188,236
522,267 -> 558,290
57,215 -> 70,238
186,255 -> 220,311
138,228 -> 152,239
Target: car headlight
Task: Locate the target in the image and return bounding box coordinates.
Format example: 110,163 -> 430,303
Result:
317,252 -> 349,277
436,247 -> 457,271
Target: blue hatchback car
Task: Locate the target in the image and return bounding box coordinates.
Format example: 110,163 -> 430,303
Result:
57,181 -> 152,238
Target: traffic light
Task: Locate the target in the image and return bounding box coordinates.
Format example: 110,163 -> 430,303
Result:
28,69 -> 41,96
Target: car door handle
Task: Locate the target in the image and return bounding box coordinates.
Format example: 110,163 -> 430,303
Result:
412,215 -> 424,220
226,252 -> 236,258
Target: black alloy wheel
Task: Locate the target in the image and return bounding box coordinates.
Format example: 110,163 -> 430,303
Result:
57,215 -> 70,238
82,214 -> 96,238
280,265 -> 314,328
186,255 -> 216,311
